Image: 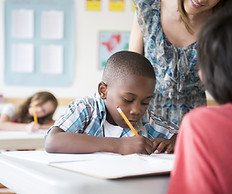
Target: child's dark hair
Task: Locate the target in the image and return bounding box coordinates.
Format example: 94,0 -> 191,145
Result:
197,10 -> 232,104
16,91 -> 58,123
102,51 -> 155,85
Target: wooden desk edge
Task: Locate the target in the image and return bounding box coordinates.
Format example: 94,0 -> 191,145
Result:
4,98 -> 218,106
4,98 -> 75,106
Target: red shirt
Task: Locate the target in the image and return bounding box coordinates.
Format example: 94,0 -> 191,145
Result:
168,103 -> 232,194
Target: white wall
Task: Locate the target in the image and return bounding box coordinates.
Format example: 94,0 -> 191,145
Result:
0,0 -> 213,100
0,0 -> 134,99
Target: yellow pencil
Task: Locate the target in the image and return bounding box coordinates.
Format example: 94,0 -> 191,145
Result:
116,106 -> 139,136
32,104 -> 38,123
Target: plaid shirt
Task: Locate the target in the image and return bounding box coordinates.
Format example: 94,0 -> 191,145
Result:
49,93 -> 176,139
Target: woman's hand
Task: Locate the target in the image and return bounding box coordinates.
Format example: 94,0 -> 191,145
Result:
152,134 -> 177,154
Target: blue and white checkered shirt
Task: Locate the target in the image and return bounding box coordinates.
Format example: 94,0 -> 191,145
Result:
49,93 -> 176,139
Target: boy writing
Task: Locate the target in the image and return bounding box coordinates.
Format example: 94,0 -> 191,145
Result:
45,51 -> 177,155
168,6 -> 232,194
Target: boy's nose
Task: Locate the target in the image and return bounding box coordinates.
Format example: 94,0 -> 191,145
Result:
129,104 -> 141,116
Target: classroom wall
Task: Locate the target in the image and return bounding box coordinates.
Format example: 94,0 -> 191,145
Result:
0,0 -> 213,101
0,0 -> 135,100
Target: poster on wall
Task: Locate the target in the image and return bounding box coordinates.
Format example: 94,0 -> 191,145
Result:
99,31 -> 130,69
12,9 -> 34,39
86,0 -> 101,11
132,2 -> 135,11
109,0 -> 124,11
11,44 -> 34,73
41,10 -> 64,39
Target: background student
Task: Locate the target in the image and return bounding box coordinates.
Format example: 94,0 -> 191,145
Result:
0,91 -> 58,132
45,51 -> 177,155
168,7 -> 232,194
129,0 -> 227,153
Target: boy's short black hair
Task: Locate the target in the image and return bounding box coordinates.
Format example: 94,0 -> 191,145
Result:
197,10 -> 232,104
102,51 -> 155,85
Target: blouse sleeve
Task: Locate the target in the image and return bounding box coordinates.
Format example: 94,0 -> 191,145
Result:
1,103 -> 16,121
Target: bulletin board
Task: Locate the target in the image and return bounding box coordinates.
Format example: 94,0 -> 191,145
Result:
4,0 -> 75,86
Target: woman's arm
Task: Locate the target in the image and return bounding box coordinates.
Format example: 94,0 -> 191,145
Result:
129,12 -> 144,54
45,127 -> 153,155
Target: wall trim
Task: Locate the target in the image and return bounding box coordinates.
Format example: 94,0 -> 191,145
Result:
3,98 -> 218,106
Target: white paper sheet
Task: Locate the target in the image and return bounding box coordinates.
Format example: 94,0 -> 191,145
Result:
12,9 -> 34,39
41,10 -> 64,39
2,150 -> 121,164
51,153 -> 174,179
41,45 -> 63,74
0,130 -> 47,139
2,150 -> 174,179
11,44 -> 34,73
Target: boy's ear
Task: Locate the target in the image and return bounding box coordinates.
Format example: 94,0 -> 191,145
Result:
198,69 -> 203,82
98,82 -> 107,99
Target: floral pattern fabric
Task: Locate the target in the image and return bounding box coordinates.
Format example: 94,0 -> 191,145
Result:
134,0 -> 206,126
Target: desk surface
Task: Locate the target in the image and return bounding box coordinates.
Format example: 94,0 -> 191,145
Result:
0,131 -> 46,150
0,154 -> 170,194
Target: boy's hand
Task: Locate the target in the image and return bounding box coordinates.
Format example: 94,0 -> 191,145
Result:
152,134 -> 177,154
118,136 -> 153,155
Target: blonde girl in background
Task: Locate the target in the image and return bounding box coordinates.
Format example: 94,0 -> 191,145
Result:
0,91 -> 58,132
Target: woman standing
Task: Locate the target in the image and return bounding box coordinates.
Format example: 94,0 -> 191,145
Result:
129,0 -> 227,153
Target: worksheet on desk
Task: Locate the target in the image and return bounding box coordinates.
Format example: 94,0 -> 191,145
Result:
2,150 -> 174,179
1,150 -> 121,164
0,130 -> 47,138
50,153 -> 174,179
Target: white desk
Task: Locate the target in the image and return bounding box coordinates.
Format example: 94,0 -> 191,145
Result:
0,154 -> 170,194
0,131 -> 46,150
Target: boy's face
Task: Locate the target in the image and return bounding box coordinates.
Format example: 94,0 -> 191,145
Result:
99,75 -> 155,128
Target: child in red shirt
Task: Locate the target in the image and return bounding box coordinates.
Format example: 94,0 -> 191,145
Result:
168,4 -> 232,194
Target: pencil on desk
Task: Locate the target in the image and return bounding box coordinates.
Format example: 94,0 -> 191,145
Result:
116,106 -> 139,136
32,104 -> 38,123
